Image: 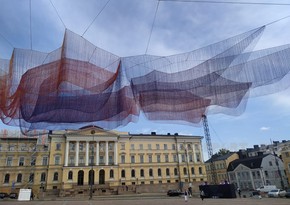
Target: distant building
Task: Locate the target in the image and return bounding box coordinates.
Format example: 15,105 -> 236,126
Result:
0,127 -> 206,197
227,154 -> 288,190
205,152 -> 239,184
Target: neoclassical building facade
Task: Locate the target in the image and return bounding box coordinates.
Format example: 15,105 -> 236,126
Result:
0,126 -> 207,196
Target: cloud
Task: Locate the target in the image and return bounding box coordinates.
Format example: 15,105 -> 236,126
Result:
260,126 -> 270,131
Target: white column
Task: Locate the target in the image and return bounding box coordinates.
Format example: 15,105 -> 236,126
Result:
192,144 -> 197,163
75,141 -> 79,166
85,141 -> 89,166
114,141 -> 118,165
199,143 -> 204,162
105,141 -> 109,165
177,144 -> 182,163
65,140 -> 69,166
96,141 -> 99,165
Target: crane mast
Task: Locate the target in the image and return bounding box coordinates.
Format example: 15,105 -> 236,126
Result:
202,115 -> 218,184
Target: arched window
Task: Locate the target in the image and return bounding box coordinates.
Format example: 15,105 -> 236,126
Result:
166,168 -> 170,176
41,172 -> 46,182
121,170 -> 125,178
140,169 -> 144,177
174,168 -> 178,176
191,167 -> 195,175
68,171 -> 73,180
131,169 -> 135,178
183,167 -> 187,175
199,167 -> 203,175
17,173 -> 22,183
53,172 -> 58,181
158,168 -> 162,177
149,169 -> 153,177
110,169 -> 114,178
4,174 -> 10,183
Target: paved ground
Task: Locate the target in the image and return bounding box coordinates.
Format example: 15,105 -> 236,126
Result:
0,196 -> 289,205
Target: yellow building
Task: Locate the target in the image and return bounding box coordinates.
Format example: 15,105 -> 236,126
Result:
0,136 -> 49,194
0,126 -> 206,197
280,141 -> 290,187
205,152 -> 239,184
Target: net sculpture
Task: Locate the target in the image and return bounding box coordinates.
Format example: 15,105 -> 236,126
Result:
1,25 -> 290,131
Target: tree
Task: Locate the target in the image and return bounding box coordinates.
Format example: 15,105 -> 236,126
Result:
212,148 -> 230,158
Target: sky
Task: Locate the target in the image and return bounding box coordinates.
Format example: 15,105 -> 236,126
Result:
1,0 -> 290,159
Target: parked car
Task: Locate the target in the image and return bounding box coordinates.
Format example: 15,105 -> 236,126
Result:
285,189 -> 290,198
9,193 -> 18,199
267,189 -> 286,198
167,190 -> 183,196
256,185 -> 277,193
0,193 -> 8,199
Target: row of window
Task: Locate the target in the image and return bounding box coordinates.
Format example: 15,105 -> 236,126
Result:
63,142 -> 201,152
0,144 -> 48,152
3,172 -> 57,184
4,156 -> 49,166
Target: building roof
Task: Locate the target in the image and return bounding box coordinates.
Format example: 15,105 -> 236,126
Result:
227,154 -> 270,171
205,152 -> 236,163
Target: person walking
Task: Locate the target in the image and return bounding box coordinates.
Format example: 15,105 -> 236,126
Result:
184,189 -> 188,202
200,190 -> 205,201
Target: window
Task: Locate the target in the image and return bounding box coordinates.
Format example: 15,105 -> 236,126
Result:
157,155 -> 161,163
54,155 -> 60,165
69,156 -> 74,165
158,168 -> 162,177
42,156 -> 48,165
6,156 -> 13,166
196,153 -> 201,162
130,144 -> 135,150
173,154 -> 177,162
149,169 -> 153,177
19,157 -> 25,166
41,172 -> 46,182
17,173 -> 22,183
181,154 -> 185,162
139,144 -> 143,150
121,170 -> 126,178
31,157 -> 36,166
179,144 -> 184,150
121,143 -> 125,150
140,169 -> 144,177
79,143 -> 84,151
4,174 -> 10,183
174,168 -> 178,176
131,169 -> 136,178
68,171 -> 73,180
148,144 -> 152,150
8,145 -> 15,151
69,143 -> 75,151
0,144 -> 2,151
165,155 -> 169,162
53,172 -> 58,181
191,167 -> 195,175
56,143 -> 61,151
29,173 -> 34,183
131,155 -> 135,163
166,168 -> 170,176
269,161 -> 273,166
183,167 -> 187,175
172,144 -> 176,150
110,170 -> 114,178
156,144 -> 160,150
164,144 -> 168,150
187,144 -> 192,149
121,155 -> 125,163
148,155 -> 152,163
264,171 -> 268,177
108,155 -> 113,164
189,154 -> 193,162
79,156 -> 85,164
199,167 -> 203,175
140,155 -> 144,163
195,144 -> 199,151
99,156 -> 104,164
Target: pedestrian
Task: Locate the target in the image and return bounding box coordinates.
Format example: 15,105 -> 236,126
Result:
184,189 -> 188,202
30,189 -> 34,200
237,187 -> 241,198
200,190 -> 205,201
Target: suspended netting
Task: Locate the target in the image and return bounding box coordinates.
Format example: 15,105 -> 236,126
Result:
1,25 -> 290,131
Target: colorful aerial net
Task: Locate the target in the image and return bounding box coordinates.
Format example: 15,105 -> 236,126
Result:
1,25 -> 290,131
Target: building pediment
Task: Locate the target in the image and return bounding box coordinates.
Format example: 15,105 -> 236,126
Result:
64,126 -> 126,137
